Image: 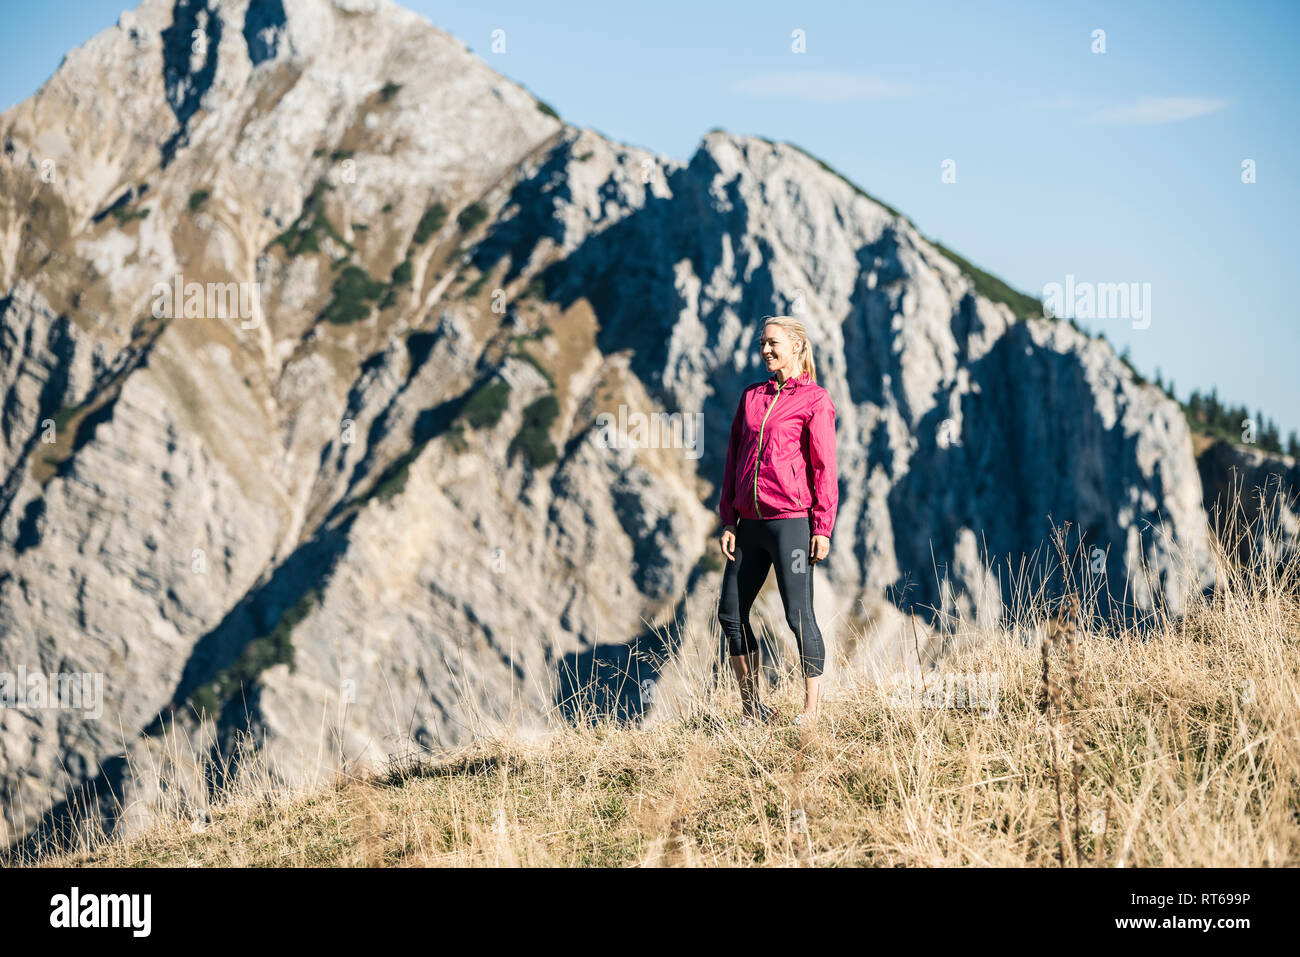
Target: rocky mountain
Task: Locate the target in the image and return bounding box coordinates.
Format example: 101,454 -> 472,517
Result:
0,0 -> 1264,851
1196,438 -> 1299,568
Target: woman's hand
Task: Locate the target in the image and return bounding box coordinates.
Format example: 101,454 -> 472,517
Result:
810,534 -> 830,563
720,525 -> 737,562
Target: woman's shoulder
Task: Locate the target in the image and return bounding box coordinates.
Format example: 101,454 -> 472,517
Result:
803,380 -> 834,408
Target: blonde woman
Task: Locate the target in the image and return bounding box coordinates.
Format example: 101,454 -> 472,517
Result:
717,316 -> 839,727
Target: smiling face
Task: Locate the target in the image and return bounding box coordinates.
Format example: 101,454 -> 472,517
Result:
761,324 -> 800,380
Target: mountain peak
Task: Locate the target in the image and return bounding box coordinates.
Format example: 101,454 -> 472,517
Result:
0,0 -> 1252,855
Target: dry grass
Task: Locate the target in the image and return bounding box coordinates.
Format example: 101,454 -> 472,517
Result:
9,486 -> 1299,868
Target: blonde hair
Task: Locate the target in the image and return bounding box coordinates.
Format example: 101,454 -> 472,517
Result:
761,315 -> 817,383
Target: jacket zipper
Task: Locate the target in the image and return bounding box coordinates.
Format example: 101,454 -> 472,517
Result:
752,380 -> 785,519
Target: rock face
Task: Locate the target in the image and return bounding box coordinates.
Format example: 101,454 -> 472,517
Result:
1197,440 -> 1299,569
0,0 -> 1219,850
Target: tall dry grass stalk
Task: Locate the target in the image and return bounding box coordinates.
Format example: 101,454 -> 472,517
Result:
6,481 -> 1299,867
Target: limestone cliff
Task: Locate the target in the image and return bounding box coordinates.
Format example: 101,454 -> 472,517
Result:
0,0 -> 1227,850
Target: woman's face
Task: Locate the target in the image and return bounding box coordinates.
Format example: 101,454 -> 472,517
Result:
761,324 -> 798,375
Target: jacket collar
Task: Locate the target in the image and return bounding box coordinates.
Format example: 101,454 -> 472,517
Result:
765,370 -> 809,393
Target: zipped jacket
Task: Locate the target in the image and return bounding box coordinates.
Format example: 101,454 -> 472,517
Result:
719,370 -> 839,538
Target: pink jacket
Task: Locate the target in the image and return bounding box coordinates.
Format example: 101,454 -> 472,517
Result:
719,370 -> 839,538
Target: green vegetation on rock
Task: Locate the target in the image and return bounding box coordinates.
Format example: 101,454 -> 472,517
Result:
187,589 -> 317,720
110,205 -> 150,225
509,393 -> 559,467
446,421 -> 468,454
930,241 -> 1042,320
461,380 -> 512,429
273,183 -> 352,257
322,265 -> 387,324
413,202 -> 448,245
457,203 -> 489,233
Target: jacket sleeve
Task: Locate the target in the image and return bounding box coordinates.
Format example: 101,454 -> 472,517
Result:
719,396 -> 745,528
808,392 -> 839,539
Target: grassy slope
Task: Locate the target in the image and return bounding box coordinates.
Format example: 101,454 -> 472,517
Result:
20,512 -> 1300,868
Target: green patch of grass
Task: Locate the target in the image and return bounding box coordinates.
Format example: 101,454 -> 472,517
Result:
370,447 -> 421,505
509,393 -> 559,467
929,241 -> 1042,320
186,589 -> 318,720
188,190 -> 210,213
321,265 -> 387,324
352,222 -> 369,232
457,203 -> 489,233
413,202 -> 447,245
535,98 -> 559,120
331,149 -> 354,161
460,380 -> 512,430
272,182 -> 353,258
374,259 -> 414,311
445,421 -> 468,454
381,202 -> 394,214
110,206 -> 150,225
576,151 -> 594,162
521,276 -> 547,301
50,403 -> 83,435
379,81 -> 403,103
513,324 -> 552,341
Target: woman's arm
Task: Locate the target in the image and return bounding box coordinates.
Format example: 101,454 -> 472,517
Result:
808,392 -> 838,539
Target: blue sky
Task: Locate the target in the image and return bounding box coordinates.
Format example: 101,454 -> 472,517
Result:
3,0 -> 1297,436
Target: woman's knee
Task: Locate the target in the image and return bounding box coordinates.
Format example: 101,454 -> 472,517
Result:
785,608 -> 819,639
787,612 -> 825,676
722,623 -> 757,657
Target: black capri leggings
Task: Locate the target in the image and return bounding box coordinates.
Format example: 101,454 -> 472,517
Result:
718,515 -> 826,677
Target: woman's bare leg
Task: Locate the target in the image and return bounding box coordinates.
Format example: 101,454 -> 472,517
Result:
802,674 -> 822,723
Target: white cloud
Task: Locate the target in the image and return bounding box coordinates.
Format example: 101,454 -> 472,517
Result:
730,71 -> 917,103
1091,95 -> 1230,125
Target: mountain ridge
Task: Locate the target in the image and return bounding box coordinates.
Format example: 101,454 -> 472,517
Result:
1,0 -> 1289,854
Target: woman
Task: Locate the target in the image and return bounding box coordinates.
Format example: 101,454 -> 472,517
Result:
717,316 -> 838,727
